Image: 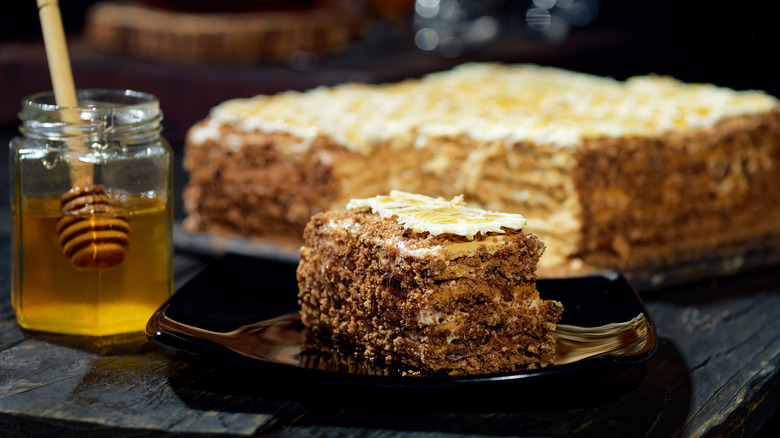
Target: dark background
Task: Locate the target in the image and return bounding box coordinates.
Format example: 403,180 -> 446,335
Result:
2,0 -> 778,93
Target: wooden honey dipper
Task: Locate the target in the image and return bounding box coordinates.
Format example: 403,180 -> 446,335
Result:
38,0 -> 130,270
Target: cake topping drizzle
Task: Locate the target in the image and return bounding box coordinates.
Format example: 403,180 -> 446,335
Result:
347,190 -> 527,239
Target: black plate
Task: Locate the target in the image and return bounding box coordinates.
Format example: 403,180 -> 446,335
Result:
147,253 -> 657,394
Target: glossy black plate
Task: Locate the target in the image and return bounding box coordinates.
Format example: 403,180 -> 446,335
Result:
147,253 -> 657,392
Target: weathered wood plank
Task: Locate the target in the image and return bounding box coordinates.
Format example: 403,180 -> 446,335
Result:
0,330 -> 297,436
644,270 -> 780,437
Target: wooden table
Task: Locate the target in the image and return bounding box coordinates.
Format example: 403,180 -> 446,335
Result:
0,129 -> 779,437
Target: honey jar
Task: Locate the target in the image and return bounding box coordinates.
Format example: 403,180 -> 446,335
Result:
9,89 -> 173,336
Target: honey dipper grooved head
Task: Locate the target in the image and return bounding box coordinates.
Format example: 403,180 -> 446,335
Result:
57,185 -> 131,270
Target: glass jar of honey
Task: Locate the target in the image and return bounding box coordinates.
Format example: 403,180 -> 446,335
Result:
9,89 -> 173,336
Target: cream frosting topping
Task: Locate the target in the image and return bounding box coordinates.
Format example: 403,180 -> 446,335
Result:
194,63 -> 779,154
346,190 -> 527,239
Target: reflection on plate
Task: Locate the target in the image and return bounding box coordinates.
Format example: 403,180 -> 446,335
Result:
147,253 -> 657,388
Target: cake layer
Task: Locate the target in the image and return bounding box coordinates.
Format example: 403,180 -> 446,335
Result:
184,63 -> 780,277
296,192 -> 563,375
573,111 -> 780,270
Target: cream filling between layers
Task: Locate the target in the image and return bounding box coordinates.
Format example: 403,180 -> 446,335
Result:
326,216 -> 530,259
324,212 -> 540,283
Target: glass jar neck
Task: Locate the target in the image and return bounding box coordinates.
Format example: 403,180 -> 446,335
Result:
18,89 -> 162,145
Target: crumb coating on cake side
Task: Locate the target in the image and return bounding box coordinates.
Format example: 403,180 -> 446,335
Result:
296,199 -> 563,375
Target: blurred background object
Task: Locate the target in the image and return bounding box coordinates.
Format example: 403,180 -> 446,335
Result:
84,0 -> 368,65
413,0 -> 505,57
365,0 -> 416,21
411,0 -> 605,57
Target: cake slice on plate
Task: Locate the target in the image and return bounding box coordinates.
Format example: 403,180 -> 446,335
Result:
296,191 -> 563,375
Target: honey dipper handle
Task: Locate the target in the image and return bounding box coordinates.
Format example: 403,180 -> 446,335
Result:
37,0 -> 93,187
37,0 -> 77,107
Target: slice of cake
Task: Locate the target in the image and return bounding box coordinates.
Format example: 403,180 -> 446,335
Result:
184,63 -> 780,285
296,191 -> 564,375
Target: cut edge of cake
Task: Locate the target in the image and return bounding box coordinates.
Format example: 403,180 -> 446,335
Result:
296,191 -> 564,376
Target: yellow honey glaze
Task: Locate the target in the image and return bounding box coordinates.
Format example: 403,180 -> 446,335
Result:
347,190 -> 527,238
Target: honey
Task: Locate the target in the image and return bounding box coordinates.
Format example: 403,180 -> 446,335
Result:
14,195 -> 172,336
9,89 -> 173,336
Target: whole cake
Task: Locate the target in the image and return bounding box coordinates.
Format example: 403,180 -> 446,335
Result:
183,63 -> 780,284
296,191 -> 563,375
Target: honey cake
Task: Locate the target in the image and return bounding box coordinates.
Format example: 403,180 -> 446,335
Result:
296,191 -> 563,375
184,63 -> 780,279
